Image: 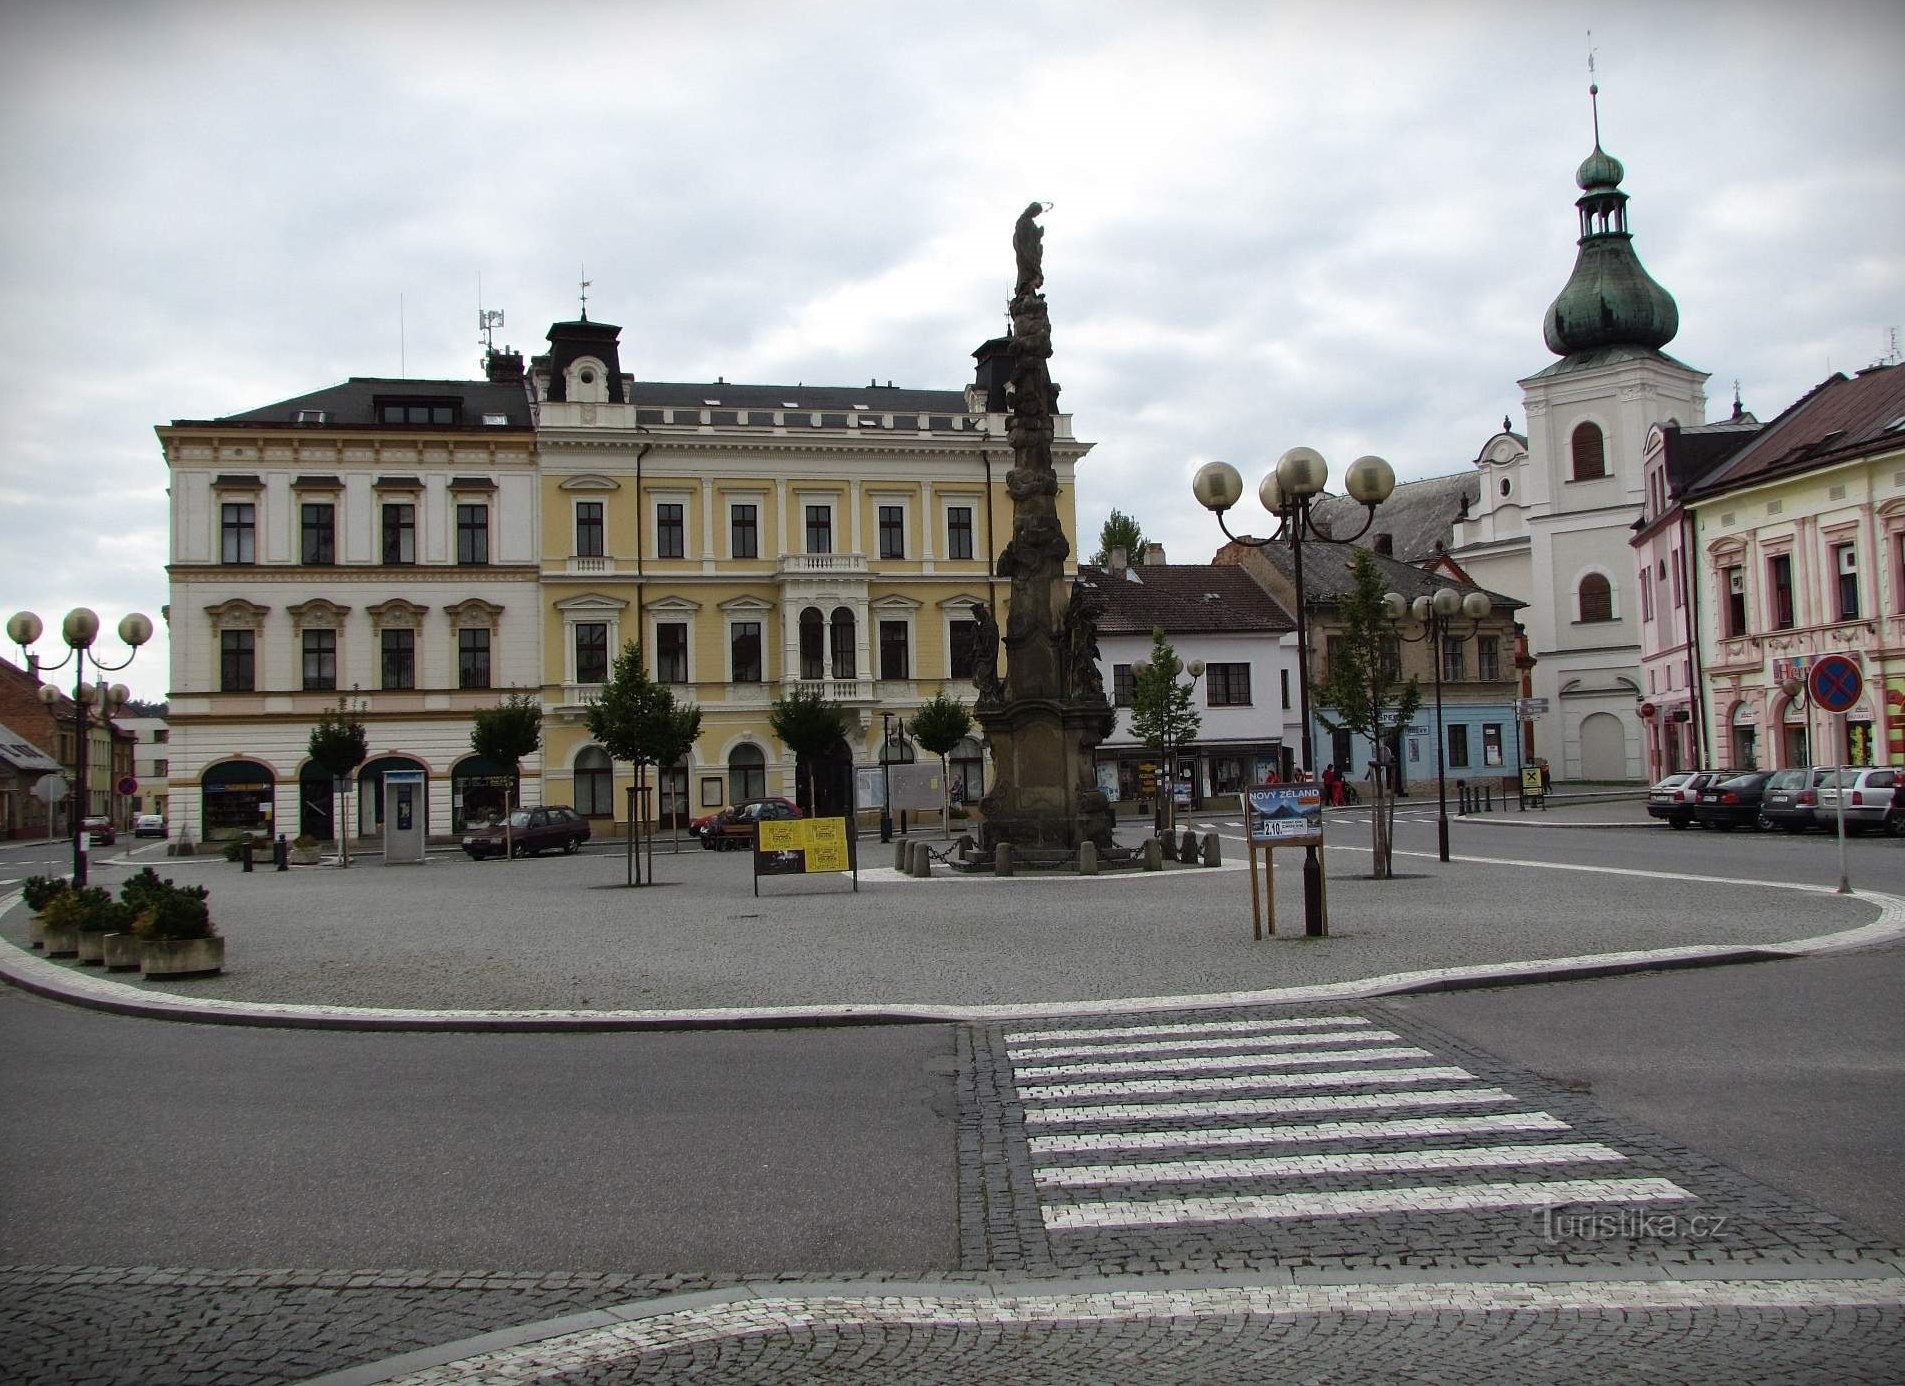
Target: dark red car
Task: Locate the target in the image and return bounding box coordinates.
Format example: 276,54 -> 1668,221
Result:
462,805 -> 590,859
699,797 -> 803,851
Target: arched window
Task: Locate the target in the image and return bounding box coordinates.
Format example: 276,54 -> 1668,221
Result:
1571,422 -> 1607,481
798,607 -> 825,680
575,746 -> 614,817
728,744 -> 767,803
1578,573 -> 1614,623
949,736 -> 984,806
830,607 -> 856,679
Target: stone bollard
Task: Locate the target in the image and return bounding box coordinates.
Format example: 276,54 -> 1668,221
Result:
1077,841 -> 1099,875
1142,837 -> 1163,871
1179,828 -> 1198,863
1201,832 -> 1221,867
912,841 -> 933,877
894,839 -> 910,871
994,842 -> 1015,877
275,834 -> 289,871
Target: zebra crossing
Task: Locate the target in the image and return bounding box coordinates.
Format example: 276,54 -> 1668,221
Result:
1002,1013 -> 1692,1236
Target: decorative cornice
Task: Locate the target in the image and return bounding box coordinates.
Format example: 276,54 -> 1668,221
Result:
366,597 -> 429,630
286,598 -> 351,632
204,598 -> 268,629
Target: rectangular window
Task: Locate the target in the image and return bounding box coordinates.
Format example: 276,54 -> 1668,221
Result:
300,503 -> 335,565
456,504 -> 489,565
1280,668 -> 1291,710
1640,570 -> 1654,622
947,506 -> 975,560
219,630 -> 254,692
380,629 -> 415,690
1483,723 -> 1505,767
574,622 -> 609,685
878,505 -> 905,560
1477,635 -> 1500,682
153,758 -> 168,776
1378,635 -> 1401,681
1442,636 -> 1465,683
301,630 -> 337,691
220,502 -> 256,564
381,503 -> 416,565
656,622 -> 688,684
1768,553 -> 1794,630
730,503 -> 759,559
1205,662 -> 1251,707
949,619 -> 978,679
1447,723 -> 1470,768
1113,664 -> 1135,708
1834,544 -> 1859,620
805,504 -> 833,555
1325,636 -> 1344,679
656,502 -> 685,559
1724,566 -> 1747,636
730,621 -> 763,683
458,628 -> 491,690
878,620 -> 909,680
575,502 -> 604,558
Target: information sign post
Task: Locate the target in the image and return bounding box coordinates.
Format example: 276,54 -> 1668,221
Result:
1242,787 -> 1325,939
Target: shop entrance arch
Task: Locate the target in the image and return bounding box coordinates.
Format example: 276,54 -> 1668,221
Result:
298,762 -> 336,841
202,759 -> 276,842
451,754 -> 515,833
358,756 -> 427,836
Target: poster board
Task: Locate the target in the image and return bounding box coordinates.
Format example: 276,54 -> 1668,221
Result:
1245,786 -> 1323,845
887,763 -> 944,812
754,816 -> 858,894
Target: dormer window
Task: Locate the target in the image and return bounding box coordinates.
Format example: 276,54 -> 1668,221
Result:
377,397 -> 460,425
293,409 -> 328,424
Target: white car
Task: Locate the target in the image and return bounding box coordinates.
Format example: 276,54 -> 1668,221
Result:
1814,767 -> 1898,834
134,813 -> 168,839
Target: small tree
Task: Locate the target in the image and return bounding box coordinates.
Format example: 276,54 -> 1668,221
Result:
471,691 -> 544,860
587,643 -> 702,881
308,697 -> 368,867
1129,628 -> 1202,833
768,687 -> 851,815
1090,508 -> 1148,566
1311,549 -> 1423,879
911,691 -> 973,835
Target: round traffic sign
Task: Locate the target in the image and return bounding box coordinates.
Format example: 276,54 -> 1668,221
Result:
1807,654 -> 1864,714
118,775 -> 139,795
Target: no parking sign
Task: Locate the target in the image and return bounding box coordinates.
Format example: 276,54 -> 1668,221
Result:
1807,654 -> 1863,714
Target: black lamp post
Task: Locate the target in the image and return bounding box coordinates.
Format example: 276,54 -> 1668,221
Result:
1382,586 -> 1493,863
8,607 -> 154,888
1131,655 -> 1203,838
1193,448 -> 1396,936
879,712 -> 906,843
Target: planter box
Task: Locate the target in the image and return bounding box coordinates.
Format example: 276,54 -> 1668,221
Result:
74,931 -> 107,965
101,932 -> 144,972
27,914 -> 46,949
41,923 -> 80,958
289,845 -> 323,866
141,936 -> 224,979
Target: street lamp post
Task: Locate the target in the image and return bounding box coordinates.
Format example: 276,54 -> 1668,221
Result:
879,712 -> 908,843
1132,656 -> 1204,839
1193,449 -> 1397,935
1382,586 -> 1493,863
8,607 -> 154,888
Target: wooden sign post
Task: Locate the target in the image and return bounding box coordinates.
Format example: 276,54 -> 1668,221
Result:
1242,786 -> 1324,940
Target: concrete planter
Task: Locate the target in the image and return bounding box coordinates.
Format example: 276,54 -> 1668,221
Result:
27,914 -> 47,949
74,930 -> 108,965
101,932 -> 144,972
289,845 -> 323,866
141,936 -> 224,979
41,922 -> 80,958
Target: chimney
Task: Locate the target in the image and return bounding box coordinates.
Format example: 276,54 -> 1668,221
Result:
1141,543 -> 1167,566
1373,533 -> 1394,556
1108,546 -> 1127,575
486,348 -> 525,383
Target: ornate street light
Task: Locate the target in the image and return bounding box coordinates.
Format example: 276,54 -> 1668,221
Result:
1131,656 -> 1204,839
8,607 -> 153,887
1194,449 -> 1396,934
1382,586 -> 1493,862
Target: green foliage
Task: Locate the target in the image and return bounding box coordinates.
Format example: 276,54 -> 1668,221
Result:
1089,508 -> 1148,566
471,691 -> 544,790
292,834 -> 320,851
1128,629 -> 1202,756
43,885 -> 131,934
22,875 -> 70,913
767,686 -> 850,760
910,693 -> 972,761
1311,549 -> 1422,748
586,643 -> 702,768
307,697 -> 370,779
120,867 -> 214,941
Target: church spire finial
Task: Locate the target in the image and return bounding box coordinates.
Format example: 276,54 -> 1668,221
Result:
579,267 -> 591,322
1587,32 -> 1601,147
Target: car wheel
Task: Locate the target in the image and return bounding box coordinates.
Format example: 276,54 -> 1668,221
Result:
563,837 -> 580,854
1669,817 -> 1690,830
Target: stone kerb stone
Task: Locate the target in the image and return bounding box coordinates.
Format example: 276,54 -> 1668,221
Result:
1077,841 -> 1099,875
1201,832 -> 1221,866
1142,838 -> 1163,871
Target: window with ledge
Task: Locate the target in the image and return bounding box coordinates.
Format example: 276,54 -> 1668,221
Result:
799,607 -> 825,679
301,630 -> 337,691
728,745 -> 767,803
1640,570 -> 1653,622
382,503 -> 416,565
153,758 -> 169,775
1447,723 -> 1471,768
730,503 -> 759,559
1113,663 -> 1135,707
878,505 -> 905,560
574,623 -> 609,685
575,502 -> 604,558
878,620 -> 910,680
1378,636 -> 1401,681
1768,554 -> 1794,630
381,629 -> 415,690
656,503 -> 685,559
1325,636 -> 1344,679
220,630 -> 254,692
1483,723 -> 1505,767
730,621 -> 763,683
1571,422 -> 1607,481
949,618 -> 978,680
1280,669 -> 1291,709
1578,573 -> 1613,623
1441,636 -> 1466,683
1205,662 -> 1251,707
1833,544 -> 1859,620
456,504 -> 489,565
458,629 -> 491,690
656,623 -> 688,684
805,505 -> 833,555
1477,635 -> 1500,682
1723,566 -> 1748,636
378,400 -> 458,425
830,608 -> 856,679
575,747 -> 614,817
301,503 -> 335,565
220,503 -> 256,564
947,506 -> 975,560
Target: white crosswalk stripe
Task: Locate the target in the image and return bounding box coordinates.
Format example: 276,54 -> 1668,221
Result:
1028,1110 -> 1574,1155
1014,1046 -> 1434,1080
1020,1065 -> 1477,1102
1023,1087 -> 1520,1127
1033,1141 -> 1627,1188
1010,1028 -> 1401,1061
1007,1016 -> 1371,1045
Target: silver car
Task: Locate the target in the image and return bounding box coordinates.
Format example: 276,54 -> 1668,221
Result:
1813,767 -> 1899,834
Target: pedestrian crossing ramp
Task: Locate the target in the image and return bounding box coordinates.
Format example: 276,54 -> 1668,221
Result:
1004,1014 -> 1690,1240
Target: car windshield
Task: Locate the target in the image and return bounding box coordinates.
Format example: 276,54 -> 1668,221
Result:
1766,770 -> 1804,789
1715,774 -> 1763,790
508,811 -> 532,828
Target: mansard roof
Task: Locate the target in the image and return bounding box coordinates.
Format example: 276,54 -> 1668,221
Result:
176,378 -> 533,429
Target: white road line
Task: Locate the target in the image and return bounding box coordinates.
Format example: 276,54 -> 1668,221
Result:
1043,1177 -> 1692,1230
1028,1111 -> 1573,1154
1023,1086 -> 1517,1126
1006,1015 -> 1371,1044
1033,1141 -> 1627,1188
1021,1065 -> 1475,1102
1014,1046 -> 1434,1080
1010,1028 -> 1401,1060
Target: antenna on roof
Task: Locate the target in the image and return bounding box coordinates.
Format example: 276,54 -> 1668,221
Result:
477,274 -> 506,372
399,293 -> 406,378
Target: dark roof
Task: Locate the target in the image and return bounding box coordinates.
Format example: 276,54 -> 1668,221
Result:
1686,364 -> 1905,497
176,378 -> 533,429
1077,563 -> 1294,636
626,380 -> 968,412
1522,343 -> 1696,382
1218,538 -> 1522,613
1308,473 -> 1481,564
1658,418 -> 1763,498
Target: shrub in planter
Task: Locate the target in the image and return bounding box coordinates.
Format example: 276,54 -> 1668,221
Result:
289,834 -> 324,865
21,875 -> 69,948
130,876 -> 221,978
40,887 -> 107,958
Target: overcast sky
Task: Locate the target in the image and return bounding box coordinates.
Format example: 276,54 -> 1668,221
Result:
2,0 -> 1899,704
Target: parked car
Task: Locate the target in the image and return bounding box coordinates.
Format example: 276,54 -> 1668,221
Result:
81,815 -> 116,846
1813,767 -> 1900,835
1645,771 -> 1726,829
700,797 -> 804,850
133,813 -> 168,839
691,797 -> 800,842
1692,770 -> 1776,830
1758,767 -> 1831,833
461,805 -> 591,859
